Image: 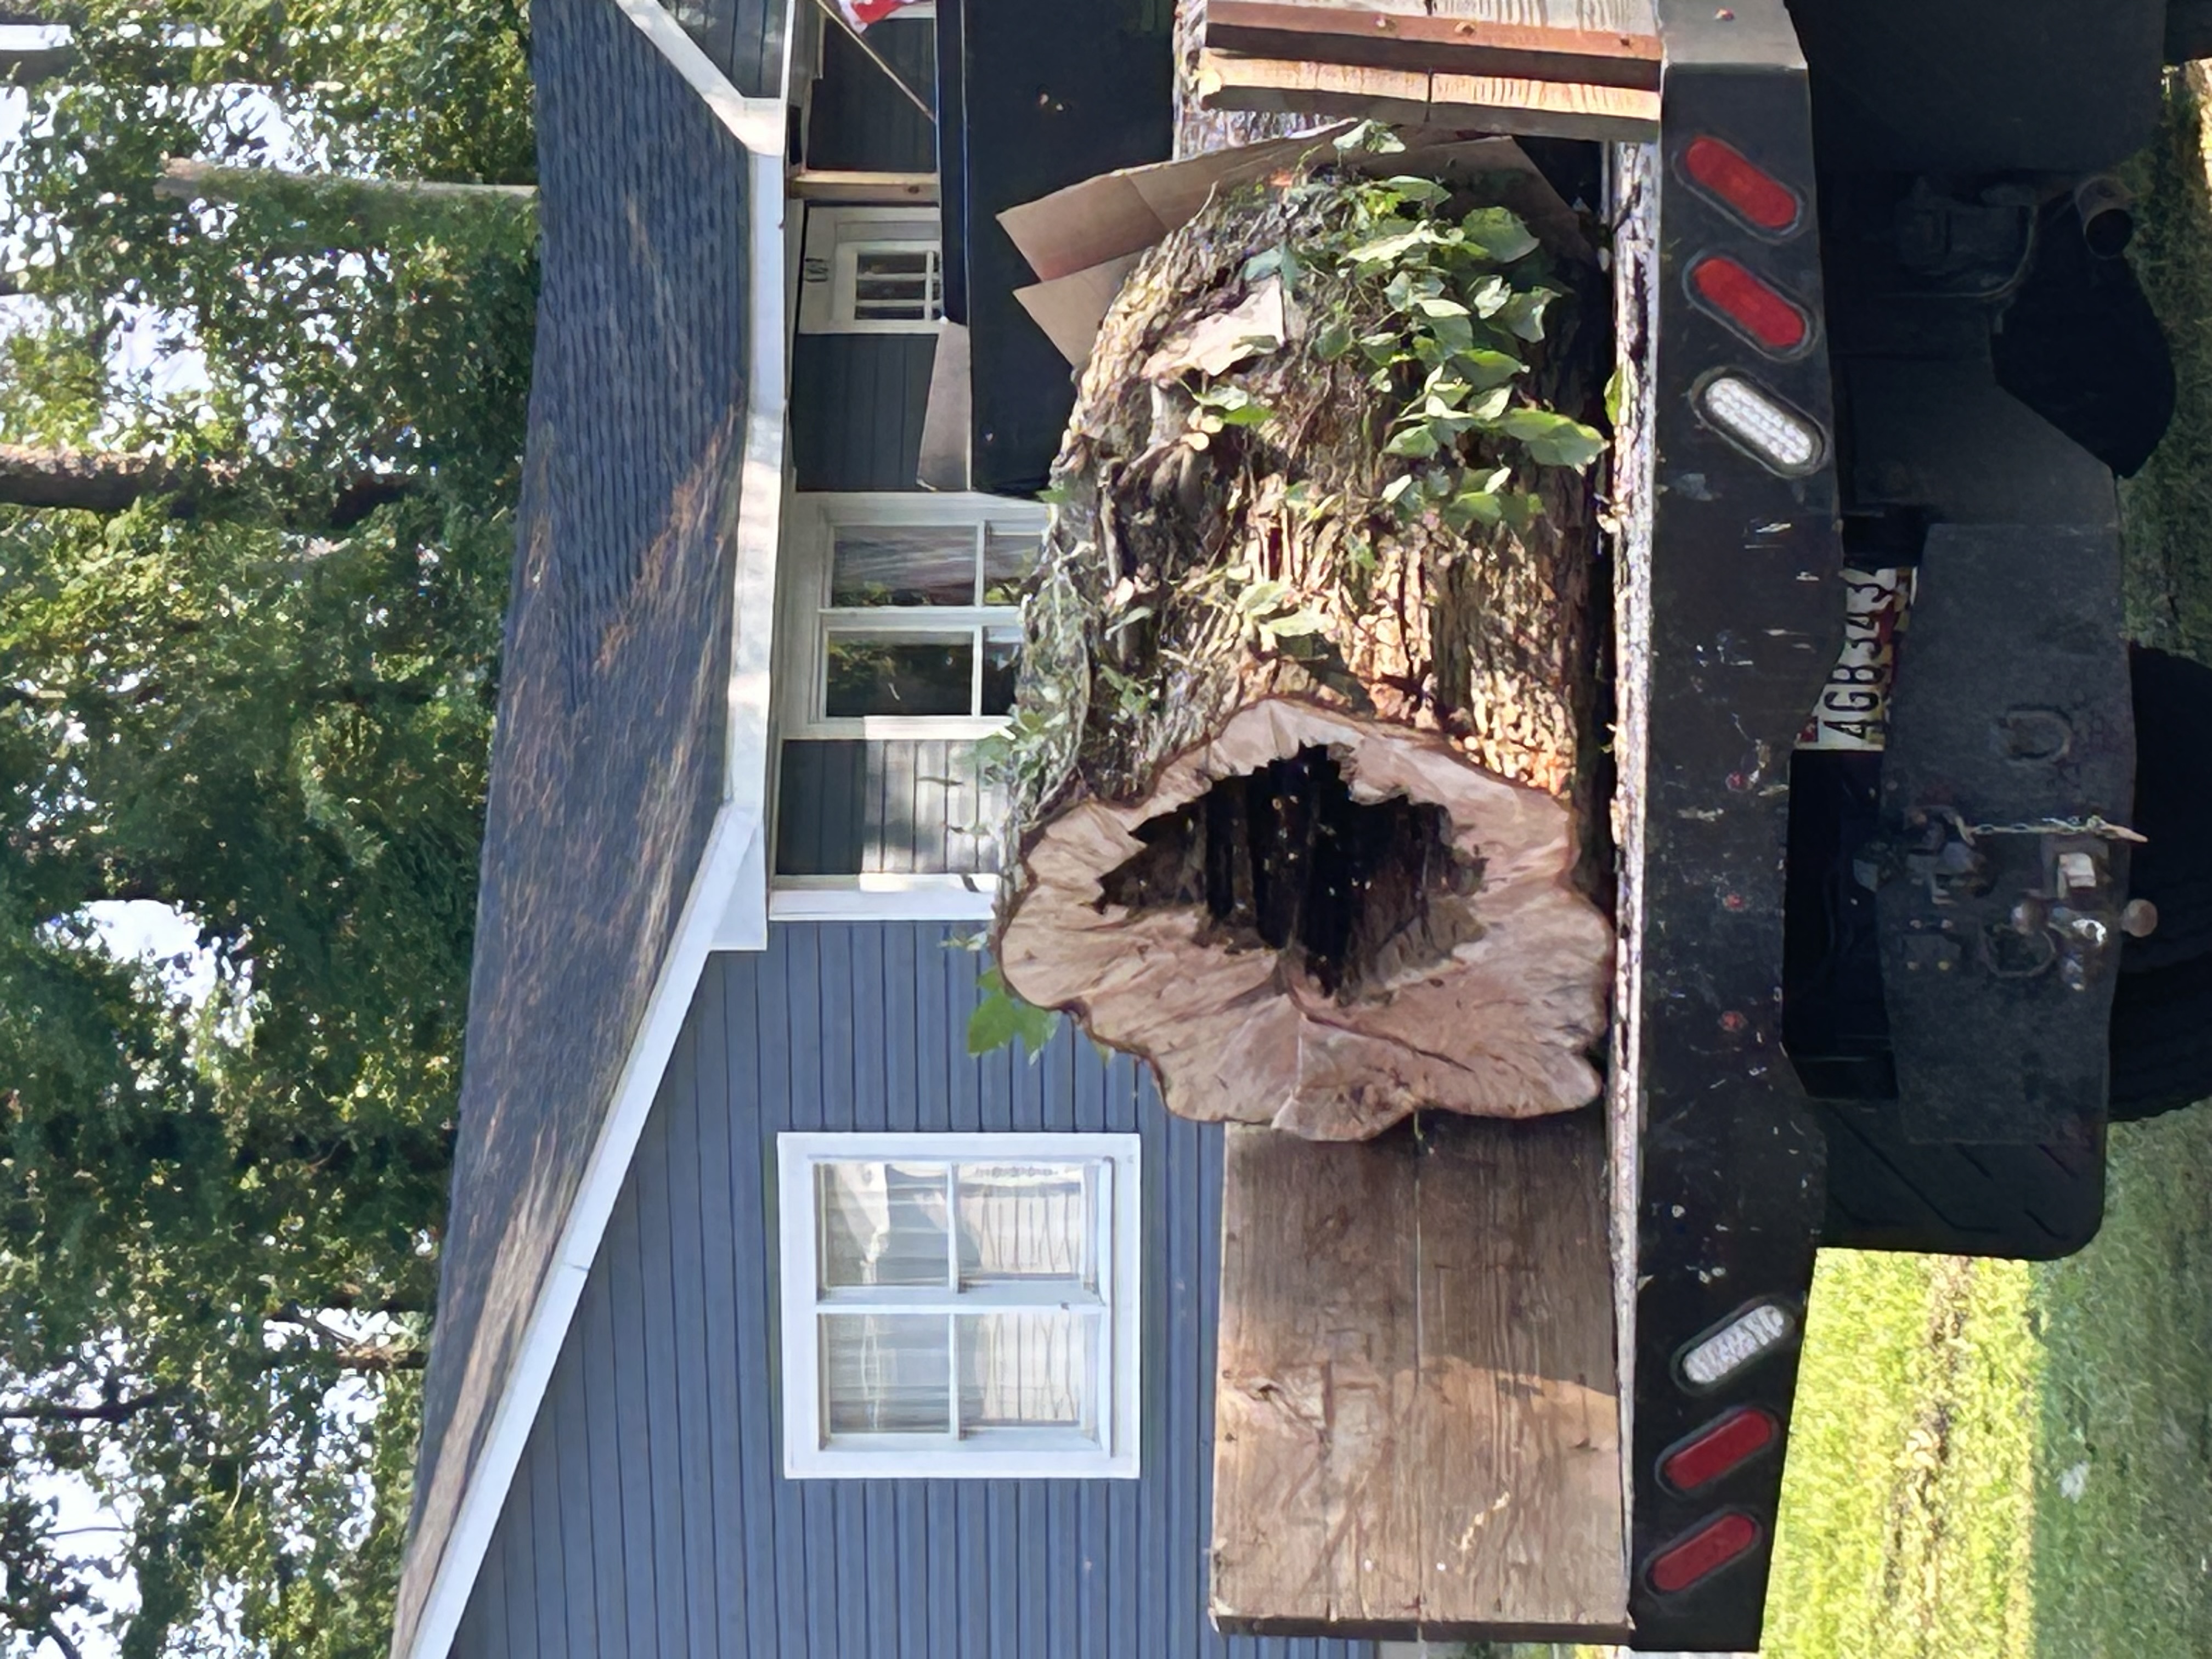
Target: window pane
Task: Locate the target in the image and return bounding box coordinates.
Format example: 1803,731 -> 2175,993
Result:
983,529 -> 1039,604
853,246 -> 944,322
825,633 -> 974,718
818,1161 -> 949,1288
955,1163 -> 1093,1285
832,525 -> 977,607
958,1311 -> 1095,1432
824,1314 -> 950,1434
980,628 -> 1021,718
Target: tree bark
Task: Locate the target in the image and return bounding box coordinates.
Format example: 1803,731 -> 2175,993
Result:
0,444 -> 231,514
155,158 -> 536,253
0,442 -> 413,525
989,161 -> 1614,1141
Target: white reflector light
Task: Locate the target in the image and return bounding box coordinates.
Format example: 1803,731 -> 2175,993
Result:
1680,1302 -> 1795,1388
1699,375 -> 1822,475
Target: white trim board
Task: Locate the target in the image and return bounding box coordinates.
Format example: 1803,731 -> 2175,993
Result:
396,8 -> 790,1654
768,876 -> 996,923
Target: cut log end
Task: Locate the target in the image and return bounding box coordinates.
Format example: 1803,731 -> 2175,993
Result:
999,698 -> 1611,1140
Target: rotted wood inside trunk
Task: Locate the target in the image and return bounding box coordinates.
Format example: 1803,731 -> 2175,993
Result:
1099,744 -> 1479,1000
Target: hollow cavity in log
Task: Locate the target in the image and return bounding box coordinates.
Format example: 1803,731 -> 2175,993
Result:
1098,745 -> 1483,1000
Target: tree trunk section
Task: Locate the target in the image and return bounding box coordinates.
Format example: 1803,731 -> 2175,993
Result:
991,163 -> 1614,1141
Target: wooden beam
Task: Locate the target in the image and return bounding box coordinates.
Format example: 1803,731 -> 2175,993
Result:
1194,48 -> 1658,143
1203,1 -> 1661,92
1210,1113 -> 1629,1641
1193,49 -> 1433,126
1428,70 -> 1660,143
787,169 -> 939,204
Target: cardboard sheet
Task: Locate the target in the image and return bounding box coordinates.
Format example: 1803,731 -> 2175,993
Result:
1000,125 -> 1592,370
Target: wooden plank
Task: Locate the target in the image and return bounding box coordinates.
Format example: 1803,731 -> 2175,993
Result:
1211,1124 -> 1424,1627
1203,1 -> 1661,91
1415,1115 -> 1628,1632
1428,70 -> 1658,143
1210,1113 -> 1628,1639
1195,48 -> 1657,143
789,168 -> 939,204
1194,49 -> 1434,126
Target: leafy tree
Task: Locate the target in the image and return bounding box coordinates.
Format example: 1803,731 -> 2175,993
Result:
0,2 -> 534,1652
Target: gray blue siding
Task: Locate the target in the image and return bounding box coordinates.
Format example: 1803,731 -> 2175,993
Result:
663,0 -> 787,98
805,14 -> 936,173
775,739 -> 1006,877
791,334 -> 938,493
449,924 -> 1373,1659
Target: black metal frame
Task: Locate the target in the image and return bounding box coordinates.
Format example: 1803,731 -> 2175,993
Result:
1626,4 -> 1845,1646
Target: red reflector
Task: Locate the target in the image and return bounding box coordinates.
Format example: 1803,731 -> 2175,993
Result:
1648,1511 -> 1761,1594
1662,1408 -> 1779,1493
1691,256 -> 1810,354
1684,136 -> 1801,233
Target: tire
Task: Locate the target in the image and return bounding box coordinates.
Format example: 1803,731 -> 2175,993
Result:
2123,646 -> 2212,970
2111,953 -> 2212,1121
2111,647 -> 2212,1119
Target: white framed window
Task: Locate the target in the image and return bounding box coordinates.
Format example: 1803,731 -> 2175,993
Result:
777,493 -> 1045,741
799,206 -> 944,334
776,1132 -> 1142,1480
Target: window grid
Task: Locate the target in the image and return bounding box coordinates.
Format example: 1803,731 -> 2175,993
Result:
814,521 -> 1033,724
777,1133 -> 1142,1480
808,1158 -> 1110,1449
847,244 -> 944,323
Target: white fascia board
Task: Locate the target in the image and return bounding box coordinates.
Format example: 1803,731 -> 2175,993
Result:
398,11 -> 791,1657
715,142 -> 789,954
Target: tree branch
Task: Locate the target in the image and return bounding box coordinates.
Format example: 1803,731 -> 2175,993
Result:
0,1388 -> 172,1426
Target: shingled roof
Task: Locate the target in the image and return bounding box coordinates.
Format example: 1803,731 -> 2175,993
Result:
390,2 -> 773,1651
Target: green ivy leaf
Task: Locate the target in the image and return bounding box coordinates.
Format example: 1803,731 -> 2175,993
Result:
1314,318 -> 1355,360
1460,206 -> 1541,264
1499,490 -> 1547,532
1455,348 -> 1526,390
1383,423 -> 1442,458
1381,174 -> 1451,206
1442,489 -> 1503,531
1498,407 -> 1606,469
1499,289 -> 1555,342
1605,362 -> 1628,426
1467,383 -> 1514,422
1346,227 -> 1429,268
1469,274 -> 1514,318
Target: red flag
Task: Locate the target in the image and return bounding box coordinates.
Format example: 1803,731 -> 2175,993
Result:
837,0 -> 926,27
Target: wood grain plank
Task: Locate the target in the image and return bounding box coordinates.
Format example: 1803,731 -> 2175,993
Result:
1203,1 -> 1660,91
1194,49 -> 1434,126
1414,1115 -> 1626,1629
1210,1114 -> 1626,1636
1210,1126 -> 1423,1628
1196,47 -> 1657,142
1427,71 -> 1657,142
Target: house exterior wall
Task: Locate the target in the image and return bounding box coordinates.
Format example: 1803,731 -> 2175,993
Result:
663,0 -> 787,97
775,739 -> 1006,877
447,923 -> 1374,1659
789,334 -> 938,492
805,13 -> 937,172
